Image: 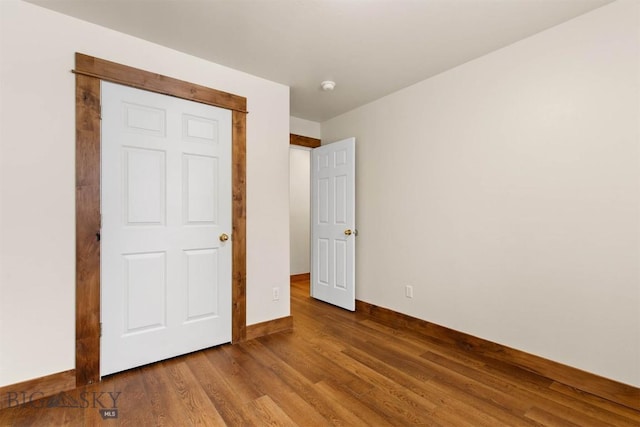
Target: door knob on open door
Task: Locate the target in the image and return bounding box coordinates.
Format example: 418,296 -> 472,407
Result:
344,229 -> 353,236
219,233 -> 229,242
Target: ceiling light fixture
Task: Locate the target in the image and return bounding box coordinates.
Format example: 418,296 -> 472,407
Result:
321,80 -> 336,91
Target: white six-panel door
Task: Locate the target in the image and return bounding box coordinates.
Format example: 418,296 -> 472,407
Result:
100,81 -> 232,376
311,138 -> 356,311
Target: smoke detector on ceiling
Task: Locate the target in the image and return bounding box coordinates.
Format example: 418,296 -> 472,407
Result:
321,80 -> 336,91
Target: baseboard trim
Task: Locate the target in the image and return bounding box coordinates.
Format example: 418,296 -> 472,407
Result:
0,369 -> 76,409
356,300 -> 640,411
246,315 -> 294,341
290,273 -> 310,282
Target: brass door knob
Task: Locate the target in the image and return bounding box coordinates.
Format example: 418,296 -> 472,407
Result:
344,229 -> 352,236
219,233 -> 229,242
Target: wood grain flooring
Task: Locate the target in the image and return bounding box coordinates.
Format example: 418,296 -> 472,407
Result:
1,278 -> 638,426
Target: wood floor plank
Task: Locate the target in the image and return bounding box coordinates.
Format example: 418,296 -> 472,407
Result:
289,341 -> 444,425
82,382 -> 115,426
359,317 -> 492,371
255,333 -> 331,384
102,368 -> 149,427
261,333 -> 433,426
221,342 -> 330,426
345,332 -> 535,419
139,361 -> 216,426
1,278 -> 638,426
313,381 -> 396,427
548,381 -> 640,421
185,351 -> 253,425
525,406 -> 583,427
423,351 -> 616,426
163,358 -> 227,425
273,391 -> 334,427
241,338 -> 379,425
258,332 -> 375,396
342,345 -> 540,427
422,350 -> 638,427
241,395 -> 298,427
203,343 -> 264,403
325,380 -> 446,427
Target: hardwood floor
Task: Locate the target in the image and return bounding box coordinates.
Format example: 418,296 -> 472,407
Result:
1,278 -> 639,426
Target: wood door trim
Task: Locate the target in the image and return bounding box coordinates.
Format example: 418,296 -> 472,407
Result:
290,134 -> 321,148
75,53 -> 247,386
74,54 -> 247,113
231,110 -> 247,343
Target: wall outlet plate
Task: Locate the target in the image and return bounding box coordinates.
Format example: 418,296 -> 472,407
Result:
405,285 -> 413,298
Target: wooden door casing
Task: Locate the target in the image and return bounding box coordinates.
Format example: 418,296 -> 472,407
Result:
75,53 -> 247,386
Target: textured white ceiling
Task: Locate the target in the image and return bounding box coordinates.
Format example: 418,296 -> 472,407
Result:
27,0 -> 613,122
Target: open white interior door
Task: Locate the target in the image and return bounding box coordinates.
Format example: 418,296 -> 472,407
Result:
311,137 -> 356,311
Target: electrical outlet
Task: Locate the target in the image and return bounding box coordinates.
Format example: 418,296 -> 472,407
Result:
405,285 -> 413,298
272,287 -> 280,301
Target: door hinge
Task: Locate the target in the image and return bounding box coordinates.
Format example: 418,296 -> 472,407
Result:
99,322 -> 102,337
96,231 -> 101,242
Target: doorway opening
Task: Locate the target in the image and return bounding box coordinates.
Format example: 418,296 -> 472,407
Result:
289,134 -> 321,283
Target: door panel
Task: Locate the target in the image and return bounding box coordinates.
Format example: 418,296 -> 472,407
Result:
183,154 -> 218,224
101,81 -> 232,376
184,248 -> 219,320
318,238 -> 330,285
124,148 -> 166,225
311,138 -> 356,311
335,175 -> 347,224
123,252 -> 167,334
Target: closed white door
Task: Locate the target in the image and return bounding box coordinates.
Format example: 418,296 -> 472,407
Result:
311,138 -> 356,311
100,81 -> 232,376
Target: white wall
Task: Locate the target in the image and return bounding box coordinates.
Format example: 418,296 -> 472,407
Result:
290,116 -> 321,139
322,0 -> 639,387
0,0 -> 290,386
